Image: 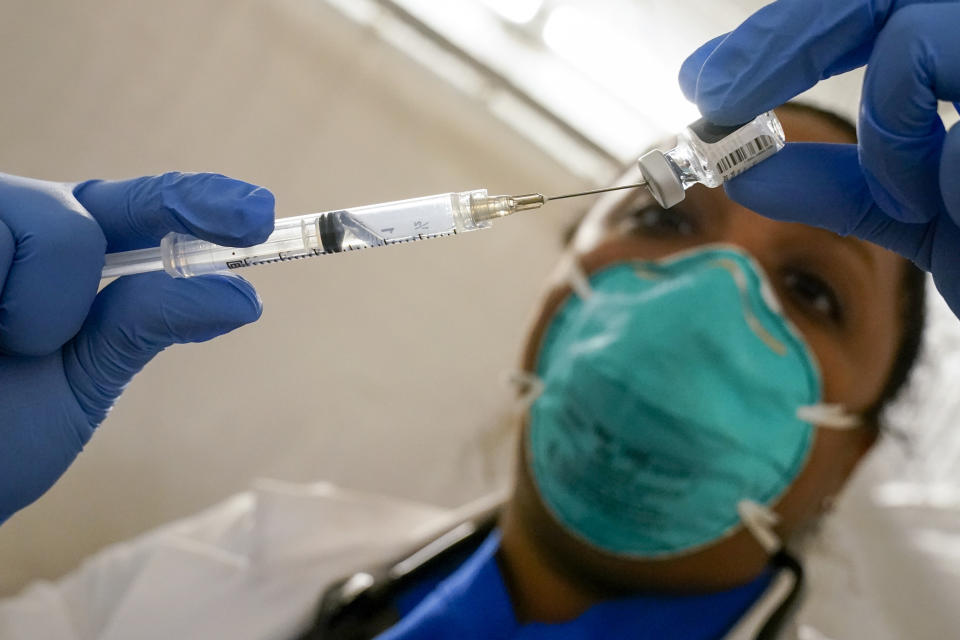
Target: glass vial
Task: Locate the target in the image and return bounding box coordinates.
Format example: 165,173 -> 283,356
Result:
638,111 -> 786,209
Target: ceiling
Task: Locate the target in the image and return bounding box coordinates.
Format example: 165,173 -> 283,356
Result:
319,0 -> 870,183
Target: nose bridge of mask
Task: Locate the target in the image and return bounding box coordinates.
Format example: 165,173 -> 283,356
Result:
708,253 -> 802,362
558,248 -> 799,355
526,246 -> 835,558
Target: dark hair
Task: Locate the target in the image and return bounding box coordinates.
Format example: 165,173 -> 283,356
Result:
776,102 -> 927,426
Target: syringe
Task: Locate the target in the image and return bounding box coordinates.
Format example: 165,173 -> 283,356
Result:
101,111 -> 785,280
101,189 -> 556,279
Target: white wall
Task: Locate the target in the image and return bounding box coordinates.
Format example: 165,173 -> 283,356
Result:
0,0 -> 588,594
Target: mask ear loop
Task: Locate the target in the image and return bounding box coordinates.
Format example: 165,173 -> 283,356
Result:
737,499 -> 782,555
561,254 -> 593,300
502,370 -> 545,414
737,406 -> 859,555
499,257 -> 586,417
796,404 -> 861,430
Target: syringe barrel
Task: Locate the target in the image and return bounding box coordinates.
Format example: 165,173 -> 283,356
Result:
101,246 -> 166,279
162,214 -> 324,277
101,190 -> 492,279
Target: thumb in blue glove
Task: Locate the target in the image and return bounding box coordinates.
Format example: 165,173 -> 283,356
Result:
0,172 -> 274,523
725,143 -> 960,314
1,272 -> 262,521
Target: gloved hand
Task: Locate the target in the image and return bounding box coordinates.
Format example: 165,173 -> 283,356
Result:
0,172 -> 274,523
678,0 -> 960,315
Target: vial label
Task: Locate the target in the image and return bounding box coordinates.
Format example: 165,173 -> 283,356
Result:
715,135 -> 776,176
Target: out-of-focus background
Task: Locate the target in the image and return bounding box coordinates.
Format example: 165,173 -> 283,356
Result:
1,1 -> 960,637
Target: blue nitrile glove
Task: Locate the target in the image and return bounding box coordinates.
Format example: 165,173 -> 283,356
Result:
0,172 -> 274,523
678,0 -> 960,314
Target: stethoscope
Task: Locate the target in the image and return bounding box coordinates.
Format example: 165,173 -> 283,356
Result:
293,506 -> 804,640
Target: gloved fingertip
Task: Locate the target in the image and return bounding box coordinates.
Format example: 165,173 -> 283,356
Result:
161,173 -> 276,248
87,271 -> 263,352
202,273 -> 264,326
168,274 -> 263,339
678,34 -> 728,104
235,186 -> 275,246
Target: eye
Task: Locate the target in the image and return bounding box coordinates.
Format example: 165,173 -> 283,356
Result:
623,204 -> 699,237
781,269 -> 844,324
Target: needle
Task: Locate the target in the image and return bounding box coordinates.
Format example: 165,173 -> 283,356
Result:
546,181 -> 647,201
505,181 -> 650,215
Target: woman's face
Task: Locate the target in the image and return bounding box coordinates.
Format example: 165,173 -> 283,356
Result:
512,108 -> 907,590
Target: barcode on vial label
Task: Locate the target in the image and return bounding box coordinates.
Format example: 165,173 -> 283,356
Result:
716,135 -> 774,176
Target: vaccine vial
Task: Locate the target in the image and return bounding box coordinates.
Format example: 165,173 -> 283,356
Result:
638,111 -> 786,209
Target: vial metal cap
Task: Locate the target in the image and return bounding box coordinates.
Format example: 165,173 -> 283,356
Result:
638,150 -> 685,209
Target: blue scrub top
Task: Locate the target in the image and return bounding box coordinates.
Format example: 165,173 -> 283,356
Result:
376,530 -> 772,640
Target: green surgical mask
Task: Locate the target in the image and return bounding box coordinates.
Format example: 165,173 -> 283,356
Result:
525,246 -> 857,558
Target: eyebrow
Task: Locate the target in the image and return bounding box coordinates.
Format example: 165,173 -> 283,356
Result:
604,189 -> 653,224
619,186 -> 653,208
831,234 -> 876,270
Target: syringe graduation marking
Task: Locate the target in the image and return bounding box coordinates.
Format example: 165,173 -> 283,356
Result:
236,249 -> 322,268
